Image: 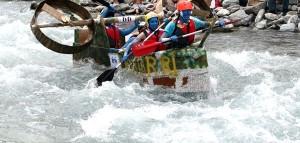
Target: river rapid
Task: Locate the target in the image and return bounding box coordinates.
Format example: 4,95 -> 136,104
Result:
1,1 -> 300,143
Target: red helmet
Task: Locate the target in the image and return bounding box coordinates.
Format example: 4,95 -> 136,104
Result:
176,0 -> 193,11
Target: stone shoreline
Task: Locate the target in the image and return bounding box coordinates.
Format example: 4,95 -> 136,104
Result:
213,0 -> 300,32
30,0 -> 300,32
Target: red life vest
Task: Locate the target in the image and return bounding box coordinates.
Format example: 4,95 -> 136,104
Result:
144,29 -> 166,51
173,19 -> 196,46
105,25 -> 122,48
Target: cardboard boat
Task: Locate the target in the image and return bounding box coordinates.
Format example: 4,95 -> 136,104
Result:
108,45 -> 210,93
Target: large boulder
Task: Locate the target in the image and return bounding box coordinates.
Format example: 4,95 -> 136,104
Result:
233,13 -> 254,26
291,5 -> 298,11
289,0 -> 298,4
279,23 -> 296,32
287,15 -> 299,24
229,9 -> 249,20
283,15 -> 292,23
286,11 -> 298,16
255,19 -> 267,29
226,5 -> 240,14
255,9 -> 265,23
264,13 -> 279,21
217,8 -> 230,16
222,0 -> 239,8
242,14 -> 254,26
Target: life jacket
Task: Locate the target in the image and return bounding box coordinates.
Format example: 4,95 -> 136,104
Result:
172,19 -> 196,47
105,25 -> 122,48
143,29 -> 166,51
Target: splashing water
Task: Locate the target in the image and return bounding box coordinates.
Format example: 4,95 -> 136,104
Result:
1,1 -> 300,143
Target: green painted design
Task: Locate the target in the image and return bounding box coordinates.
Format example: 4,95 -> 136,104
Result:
123,47 -> 208,76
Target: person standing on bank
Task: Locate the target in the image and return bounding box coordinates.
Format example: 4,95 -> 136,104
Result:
268,0 -> 289,15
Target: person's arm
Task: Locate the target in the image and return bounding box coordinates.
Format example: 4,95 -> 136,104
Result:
159,22 -> 176,42
191,17 -> 210,42
124,32 -> 145,51
190,16 -> 209,30
122,32 -> 146,61
119,21 -> 139,36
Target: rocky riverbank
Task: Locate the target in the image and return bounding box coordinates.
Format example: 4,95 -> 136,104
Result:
213,0 -> 300,32
30,0 -> 300,32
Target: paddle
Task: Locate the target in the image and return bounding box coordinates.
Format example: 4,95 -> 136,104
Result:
198,15 -> 218,48
132,19 -> 239,57
131,27 -> 211,57
96,52 -> 132,86
96,36 -> 135,86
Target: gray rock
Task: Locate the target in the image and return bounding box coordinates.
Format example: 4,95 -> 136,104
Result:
279,23 -> 296,32
227,5 -> 240,13
288,5 -> 292,11
264,13 -> 279,21
229,9 -> 249,20
287,15 -> 299,24
289,0 -> 298,5
222,0 -> 239,8
283,15 -> 291,23
291,5 -> 298,11
298,23 -> 300,31
217,9 -> 230,16
240,14 -> 254,26
255,9 -> 265,23
242,2 -> 265,15
232,14 -> 253,26
255,19 -> 267,29
287,11 -> 298,16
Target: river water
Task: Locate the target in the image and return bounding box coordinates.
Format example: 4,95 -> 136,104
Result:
1,1 -> 300,143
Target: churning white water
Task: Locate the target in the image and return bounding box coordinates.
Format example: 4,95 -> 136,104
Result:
1,1 -> 300,143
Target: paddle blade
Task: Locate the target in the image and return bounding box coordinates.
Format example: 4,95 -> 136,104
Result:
132,40 -> 162,57
96,68 -> 117,86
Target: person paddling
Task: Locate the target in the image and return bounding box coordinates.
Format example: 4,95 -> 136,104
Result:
122,12 -> 165,61
160,0 -> 209,48
100,5 -> 139,49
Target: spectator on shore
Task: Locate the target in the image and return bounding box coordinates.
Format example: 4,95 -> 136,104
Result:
267,0 -> 289,15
